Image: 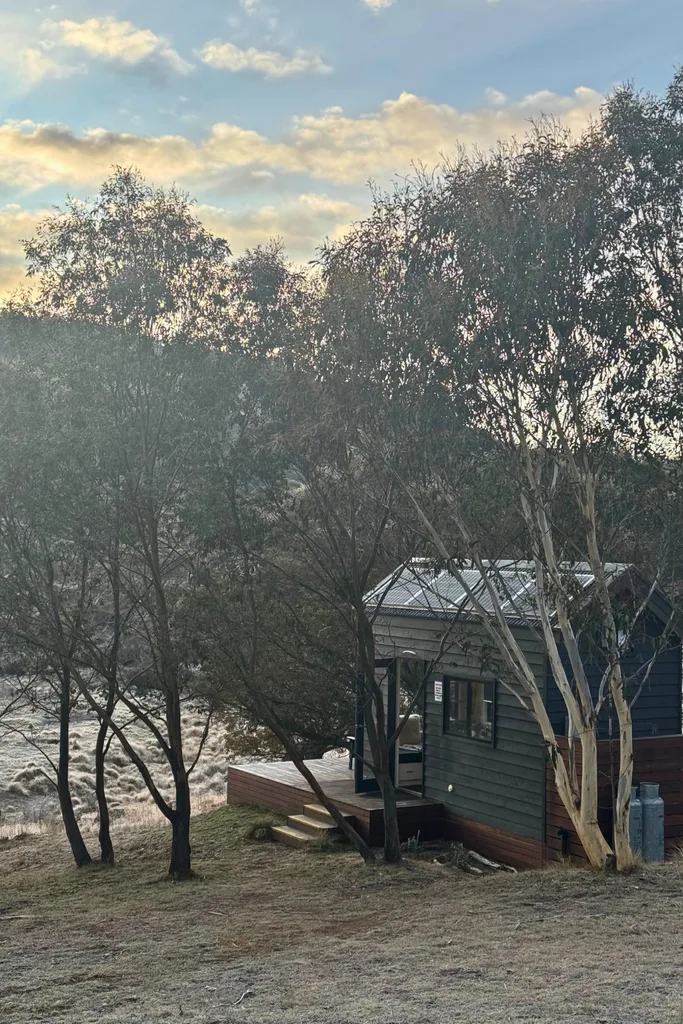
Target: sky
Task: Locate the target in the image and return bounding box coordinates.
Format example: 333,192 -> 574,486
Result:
0,0 -> 681,295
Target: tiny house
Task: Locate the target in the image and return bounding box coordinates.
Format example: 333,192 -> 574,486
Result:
363,560 -> 683,867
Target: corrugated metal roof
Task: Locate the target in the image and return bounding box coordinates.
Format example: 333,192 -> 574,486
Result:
364,559 -> 633,627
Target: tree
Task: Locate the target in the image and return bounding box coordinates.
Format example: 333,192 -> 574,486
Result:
18,167 -> 233,346
0,314 -> 220,877
220,241 -> 312,359
0,320 -> 97,865
194,565 -> 357,760
72,326 -> 217,878
320,117 -> 679,870
8,170 -> 342,873
191,287 -> 462,862
178,347 -> 374,861
600,71 -> 683,410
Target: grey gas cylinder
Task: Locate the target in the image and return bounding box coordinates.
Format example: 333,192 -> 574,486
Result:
629,785 -> 642,856
640,782 -> 665,863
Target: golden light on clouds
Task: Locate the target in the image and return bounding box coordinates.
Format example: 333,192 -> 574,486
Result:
0,87 -> 601,192
43,17 -> 193,75
196,194 -> 361,258
0,85 -> 602,298
200,40 -> 331,78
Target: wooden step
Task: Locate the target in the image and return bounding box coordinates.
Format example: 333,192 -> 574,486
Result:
271,825 -> 315,849
303,803 -> 353,825
288,814 -> 338,838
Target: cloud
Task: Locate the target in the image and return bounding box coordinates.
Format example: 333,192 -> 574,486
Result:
239,0 -> 279,22
0,195 -> 357,297
200,40 -> 331,78
16,46 -> 83,86
0,87 -> 602,193
280,88 -> 602,182
363,0 -> 397,9
196,194 -> 360,260
236,0 -> 280,34
483,87 -> 506,108
0,85 -> 604,293
0,204 -> 50,299
0,119 -> 304,192
43,16 -> 192,75
0,16 -> 83,91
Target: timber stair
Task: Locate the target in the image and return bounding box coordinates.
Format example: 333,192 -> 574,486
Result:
272,803 -> 354,850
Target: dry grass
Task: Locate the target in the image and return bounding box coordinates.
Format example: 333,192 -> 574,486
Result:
0,679 -> 231,838
2,806 -> 683,1023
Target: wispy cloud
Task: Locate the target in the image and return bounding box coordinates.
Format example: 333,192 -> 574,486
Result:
200,40 -> 331,78
43,16 -> 192,75
238,0 -> 280,33
17,45 -> 84,86
0,15 -> 84,91
362,0 -> 397,10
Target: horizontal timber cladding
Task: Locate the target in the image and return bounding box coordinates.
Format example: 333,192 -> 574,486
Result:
441,811 -> 545,870
545,614 -> 683,739
545,735 -> 683,862
374,614 -> 547,842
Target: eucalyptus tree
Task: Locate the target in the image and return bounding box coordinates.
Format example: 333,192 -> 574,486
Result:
0,315 -> 100,866
66,324 -> 219,878
17,167 -> 233,346
601,72 -> 683,360
320,111 -> 678,871
0,314 -> 222,877
187,257 -> 461,863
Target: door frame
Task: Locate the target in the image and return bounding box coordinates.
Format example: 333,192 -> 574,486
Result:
354,659 -> 397,793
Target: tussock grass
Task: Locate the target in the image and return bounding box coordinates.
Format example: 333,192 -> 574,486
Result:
0,679 -> 229,834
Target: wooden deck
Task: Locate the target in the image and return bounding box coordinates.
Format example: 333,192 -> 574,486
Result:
226,758 -> 443,845
230,737 -> 683,865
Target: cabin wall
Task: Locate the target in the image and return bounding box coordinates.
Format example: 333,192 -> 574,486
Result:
545,615 -> 682,738
373,613 -> 547,844
545,735 -> 683,861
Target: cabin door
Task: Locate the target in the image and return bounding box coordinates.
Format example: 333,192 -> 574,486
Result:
354,659 -> 397,793
394,658 -> 425,792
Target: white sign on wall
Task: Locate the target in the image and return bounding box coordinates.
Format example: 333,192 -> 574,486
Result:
434,679 -> 443,703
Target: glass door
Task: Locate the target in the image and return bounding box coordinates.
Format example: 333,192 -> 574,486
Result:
396,659 -> 426,792
354,659 -> 397,793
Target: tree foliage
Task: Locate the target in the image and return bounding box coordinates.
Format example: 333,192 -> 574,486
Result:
19,167 -> 232,345
4,67 -> 683,875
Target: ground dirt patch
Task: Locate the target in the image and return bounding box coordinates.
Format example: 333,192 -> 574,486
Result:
1,805 -> 683,1023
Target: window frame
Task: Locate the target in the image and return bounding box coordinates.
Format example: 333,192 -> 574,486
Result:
442,675 -> 496,746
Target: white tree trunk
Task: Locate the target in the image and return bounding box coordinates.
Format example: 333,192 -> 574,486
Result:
575,727 -> 612,867
610,670 -> 636,871
545,717 -> 611,868
405,492 -> 614,870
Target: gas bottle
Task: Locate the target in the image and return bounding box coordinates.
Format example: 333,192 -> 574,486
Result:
629,785 -> 642,856
640,782 -> 665,863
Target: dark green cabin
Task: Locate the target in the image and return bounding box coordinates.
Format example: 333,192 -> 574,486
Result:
362,560 -> 683,866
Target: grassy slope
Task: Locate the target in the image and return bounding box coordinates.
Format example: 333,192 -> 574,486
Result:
2,806 -> 683,1023
0,683 -> 229,831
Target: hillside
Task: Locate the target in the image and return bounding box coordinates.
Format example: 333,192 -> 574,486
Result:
0,679 -> 229,838
1,806 -> 683,1023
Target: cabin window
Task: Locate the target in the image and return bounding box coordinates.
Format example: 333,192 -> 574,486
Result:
444,677 -> 494,743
